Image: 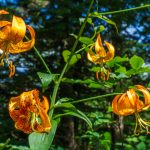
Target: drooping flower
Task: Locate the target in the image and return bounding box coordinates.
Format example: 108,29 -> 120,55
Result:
87,34 -> 115,64
87,34 -> 115,80
96,67 -> 110,81
0,10 -> 35,77
9,89 -> 51,134
112,85 -> 150,134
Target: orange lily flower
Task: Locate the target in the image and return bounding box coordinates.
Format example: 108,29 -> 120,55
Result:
112,85 -> 150,134
0,10 -> 35,77
9,89 -> 51,134
87,34 -> 115,80
87,34 -> 115,64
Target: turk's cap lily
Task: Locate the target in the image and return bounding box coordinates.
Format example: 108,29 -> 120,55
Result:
112,85 -> 150,134
0,10 -> 35,77
9,89 -> 51,134
87,34 -> 115,64
112,85 -> 150,116
0,14 -> 35,53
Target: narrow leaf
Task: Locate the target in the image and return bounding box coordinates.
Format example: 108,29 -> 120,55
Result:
63,109 -> 92,129
54,103 -> 92,128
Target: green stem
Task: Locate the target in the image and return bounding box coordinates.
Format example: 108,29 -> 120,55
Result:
33,46 -> 51,74
25,36 -> 51,74
70,93 -> 122,104
49,0 -> 94,118
75,43 -> 93,54
100,5 -> 150,15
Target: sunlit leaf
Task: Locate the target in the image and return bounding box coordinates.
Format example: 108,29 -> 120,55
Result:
89,66 -> 101,72
106,56 -> 129,67
94,25 -> 105,33
62,50 -> 81,65
115,66 -> 127,73
129,55 -> 144,70
55,102 -> 76,109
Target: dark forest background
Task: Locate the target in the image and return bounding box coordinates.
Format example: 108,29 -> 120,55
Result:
0,0 -> 150,149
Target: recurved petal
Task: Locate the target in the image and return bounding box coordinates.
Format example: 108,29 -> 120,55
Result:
117,93 -> 136,116
135,85 -> 150,110
9,15 -> 26,44
95,34 -> 106,57
38,107 -> 51,132
40,96 -> 49,112
0,10 -> 9,15
8,25 -> 35,54
103,41 -> 115,62
0,21 -> 11,28
87,45 -> 102,64
87,46 -> 97,62
127,89 -> 144,112
112,93 -> 137,116
9,96 -> 20,111
112,94 -> 122,115
0,26 -> 11,47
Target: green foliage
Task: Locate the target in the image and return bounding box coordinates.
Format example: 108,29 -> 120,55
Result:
129,55 -> 144,70
55,102 -> 92,129
90,12 -> 118,34
0,0 -> 149,149
70,34 -> 94,45
29,120 -> 57,150
37,72 -> 55,92
62,50 -> 81,65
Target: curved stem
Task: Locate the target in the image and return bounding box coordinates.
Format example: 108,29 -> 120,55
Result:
70,93 -> 122,104
100,5 -> 150,15
25,36 -> 51,74
33,46 -> 51,74
49,0 -> 94,118
75,43 -> 93,54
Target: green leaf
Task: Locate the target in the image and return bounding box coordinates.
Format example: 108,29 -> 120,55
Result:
62,50 -> 81,65
37,72 -> 54,92
138,66 -> 150,73
79,37 -> 94,45
55,102 -> 76,109
89,66 -> 101,72
137,142 -> 146,150
129,55 -> 144,70
91,12 -> 118,34
94,25 -> 105,33
70,34 -> 94,45
29,120 -> 57,150
115,66 -> 127,74
64,109 -> 92,129
87,18 -> 93,25
54,102 -> 92,129
106,56 -> 129,67
126,69 -> 137,76
62,78 -> 94,84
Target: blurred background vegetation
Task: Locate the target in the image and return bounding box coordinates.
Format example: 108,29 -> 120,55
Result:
0,0 -> 150,149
